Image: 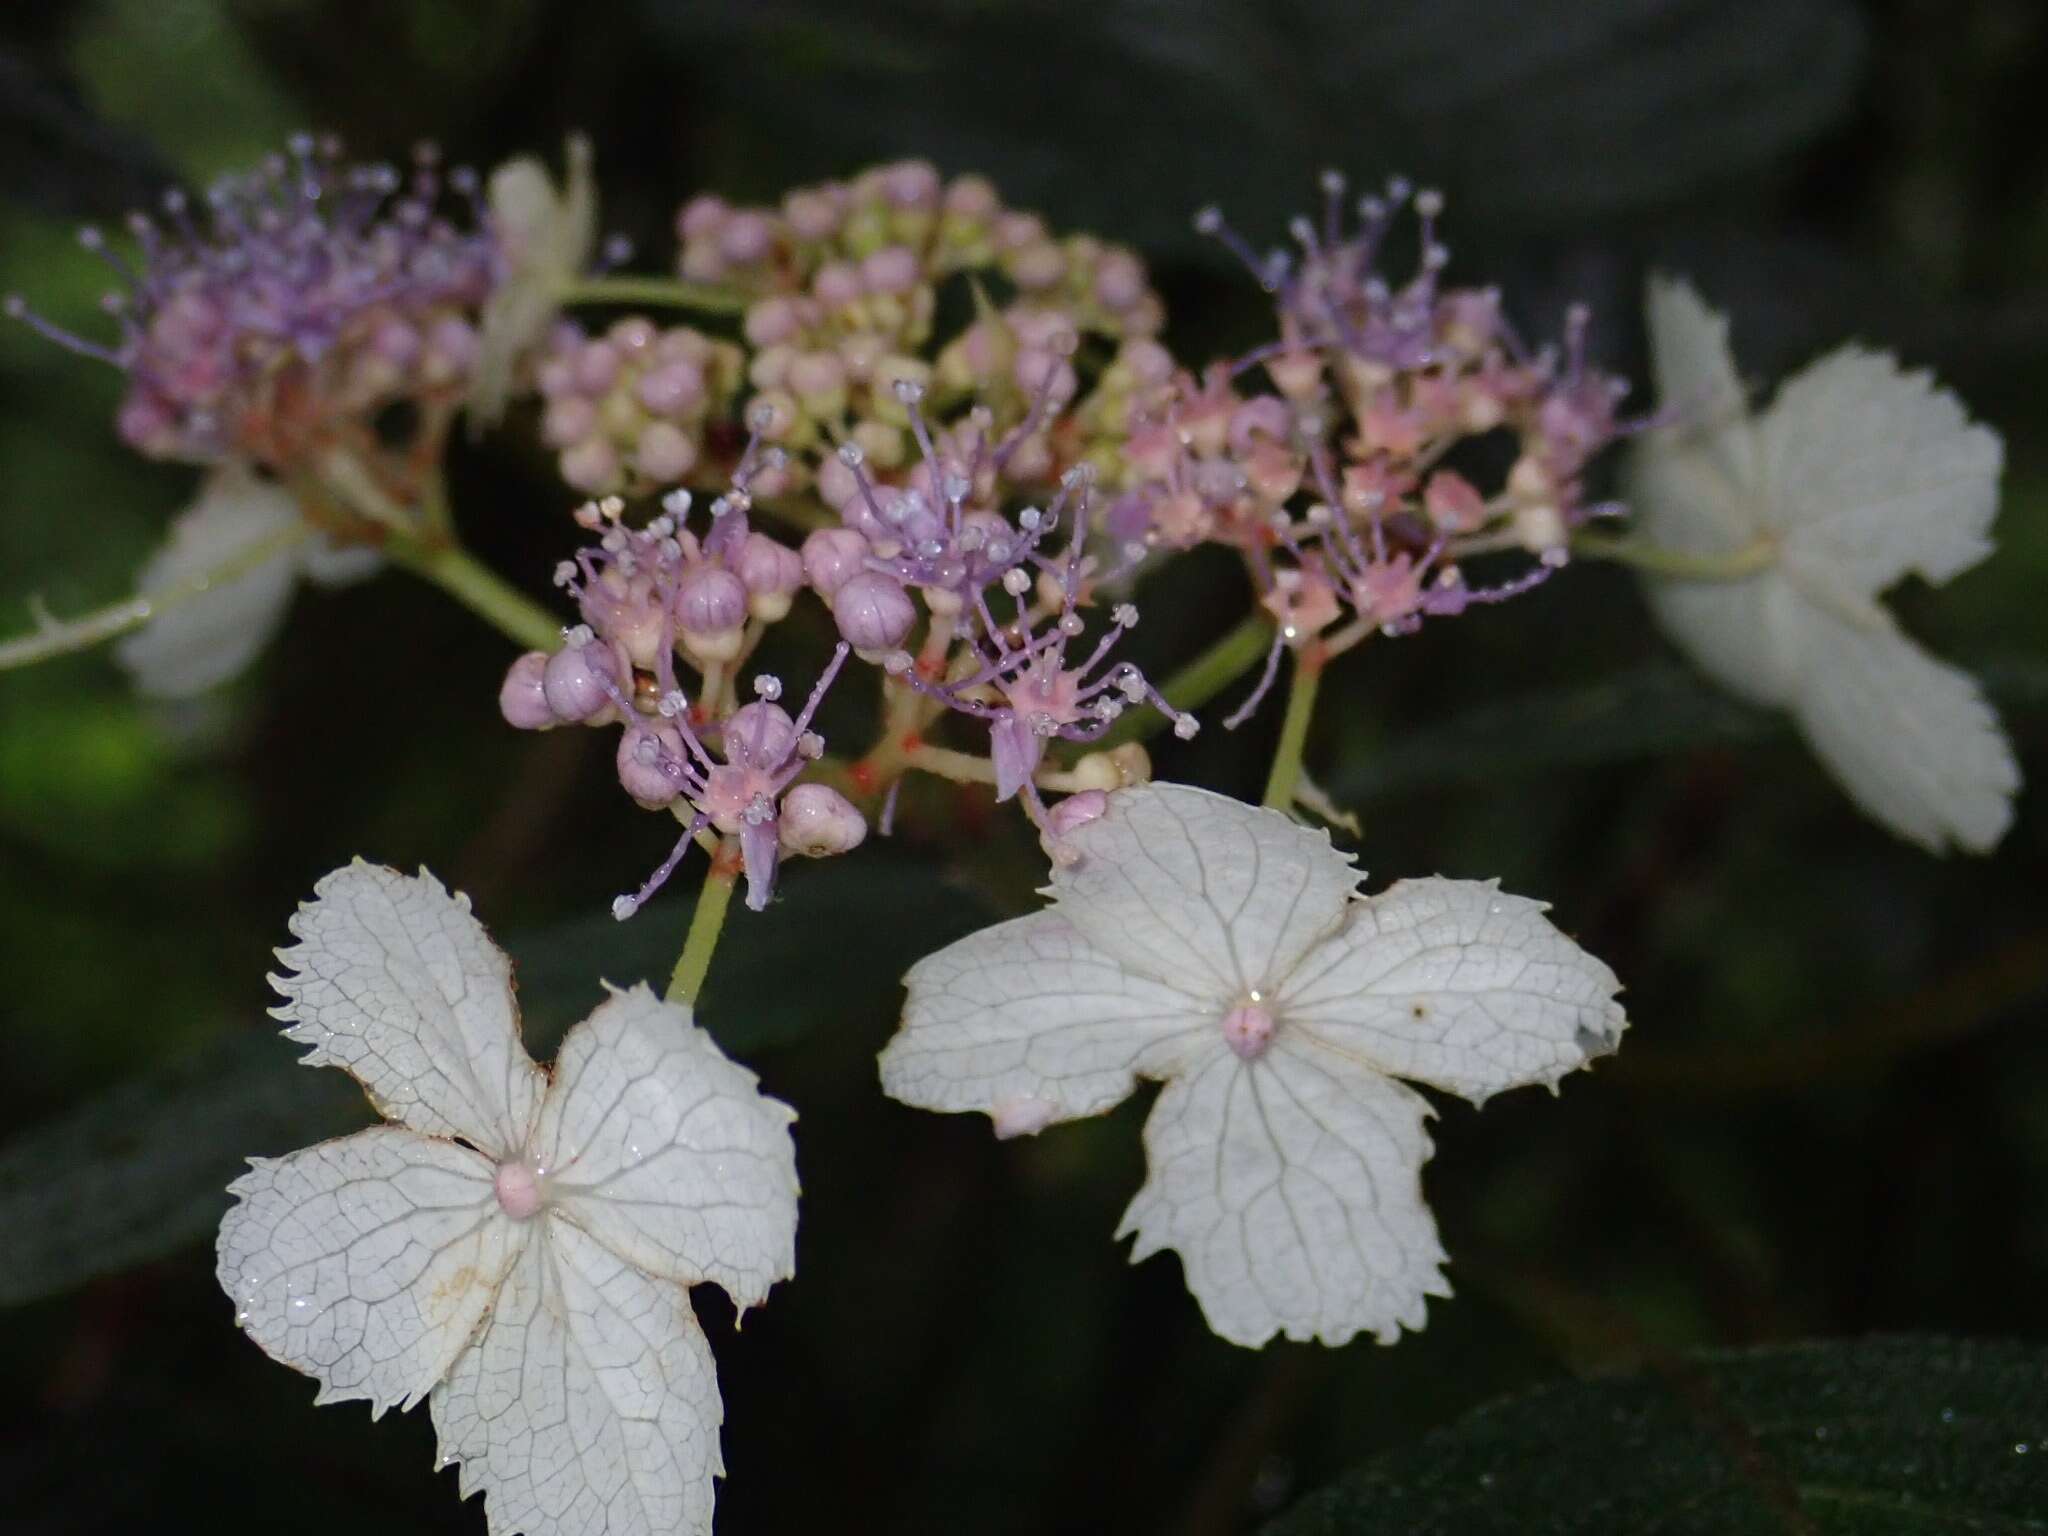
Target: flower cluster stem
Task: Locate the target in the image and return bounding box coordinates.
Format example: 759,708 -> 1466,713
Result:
667,841 -> 740,1006
1572,529 -> 1778,581
560,276 -> 749,315
0,524 -> 312,672
1261,650 -> 1324,811
385,534 -> 564,653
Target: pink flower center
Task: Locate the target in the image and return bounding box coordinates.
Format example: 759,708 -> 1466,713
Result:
1222,1002 -> 1276,1061
494,1159 -> 544,1220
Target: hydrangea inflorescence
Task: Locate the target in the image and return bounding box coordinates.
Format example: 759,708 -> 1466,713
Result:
8,133 -> 499,466
4,130 -> 2024,1536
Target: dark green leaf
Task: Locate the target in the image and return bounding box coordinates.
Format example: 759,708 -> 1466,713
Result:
1268,1336 -> 2048,1535
634,0 -> 1866,252
1331,657 -> 2048,803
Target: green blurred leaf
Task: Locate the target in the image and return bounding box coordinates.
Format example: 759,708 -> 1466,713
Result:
639,0 -> 1865,253
1330,656 -> 2048,803
0,855 -> 993,1307
1268,1336 -> 2048,1535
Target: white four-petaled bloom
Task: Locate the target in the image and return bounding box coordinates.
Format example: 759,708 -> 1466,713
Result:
118,463 -> 378,697
217,861 -> 798,1536
1624,276 -> 2020,853
879,783 -> 1626,1348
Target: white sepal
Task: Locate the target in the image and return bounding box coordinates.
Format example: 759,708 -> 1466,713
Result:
217,1125 -> 520,1417
431,1219 -> 723,1536
270,860 -> 545,1158
882,910 -> 1214,1134
536,984 -> 800,1310
115,463 -> 301,698
1118,1045 -> 1450,1347
1046,781 -> 1361,998
1279,878 -> 1627,1106
1791,602 -> 2019,854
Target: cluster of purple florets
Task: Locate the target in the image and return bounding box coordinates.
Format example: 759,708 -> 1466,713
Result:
13,137 -> 1644,919
7,135 -> 499,466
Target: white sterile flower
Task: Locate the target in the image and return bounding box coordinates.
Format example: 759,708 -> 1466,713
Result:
879,783 -> 1626,1348
217,860 -> 798,1536
117,463 -> 379,698
1624,276 -> 2020,853
471,135 -> 597,427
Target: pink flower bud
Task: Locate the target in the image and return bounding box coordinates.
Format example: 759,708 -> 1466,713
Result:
543,640 -> 617,722
717,211 -> 776,265
370,317 -> 422,366
943,174 -> 999,218
779,783 -> 867,857
783,187 -> 842,241
723,701 -> 797,769
831,570 -> 915,650
676,194 -> 728,242
803,527 -> 872,597
559,437 -> 621,494
636,359 -> 706,417
881,160 -> 941,209
572,339 -> 621,394
541,394 -> 597,448
1046,789 -> 1109,837
1424,469 -> 1488,533
1008,241 -> 1067,291
787,349 -> 846,402
420,317 -> 479,385
673,564 -> 748,637
861,245 -> 920,295
1013,348 -> 1076,407
617,722 -> 686,808
1093,250 -> 1146,312
609,315 -> 658,353
498,651 -> 554,730
744,298 -> 804,349
736,532 -> 803,599
813,261 -> 863,308
1119,338 -> 1175,388
634,422 -> 698,484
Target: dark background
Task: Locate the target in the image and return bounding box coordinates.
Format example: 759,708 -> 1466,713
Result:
0,1 -> 2044,1532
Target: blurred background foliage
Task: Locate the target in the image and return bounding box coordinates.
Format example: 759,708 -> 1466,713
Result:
1,0 -> 2045,1531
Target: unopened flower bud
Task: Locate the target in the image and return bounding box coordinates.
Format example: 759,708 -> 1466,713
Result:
717,211 -> 776,265
861,245 -> 920,295
616,722 -> 685,808
778,783 -> 868,857
737,532 -> 804,620
636,358 -> 706,417
674,564 -> 749,638
559,436 -> 622,494
723,701 -> 797,768
634,422 -> 698,483
803,527 -> 872,597
498,652 -> 555,730
542,640 -> 617,722
832,570 -> 916,650
1047,789 -> 1110,836
1093,250 -> 1146,312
